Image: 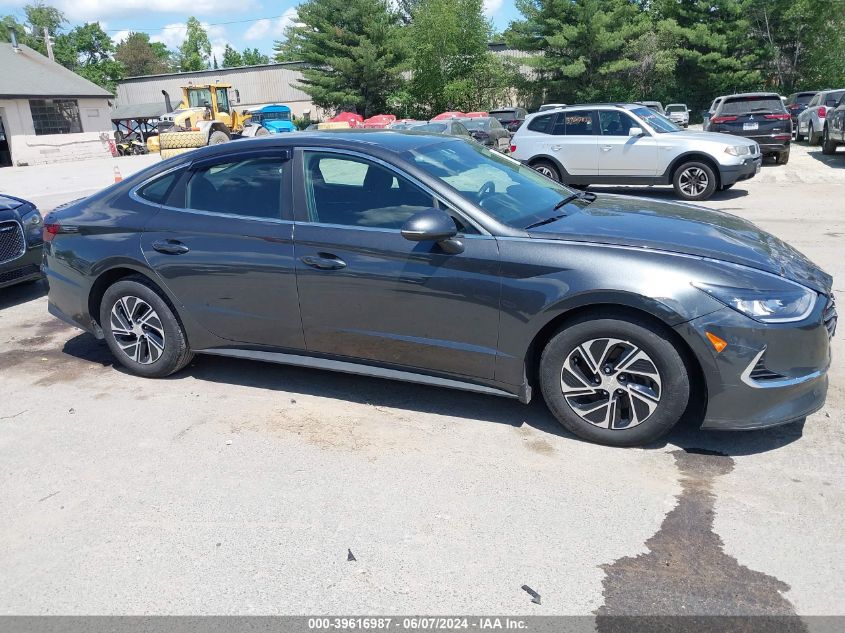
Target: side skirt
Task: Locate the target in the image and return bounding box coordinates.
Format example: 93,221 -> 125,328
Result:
197,348 -> 531,403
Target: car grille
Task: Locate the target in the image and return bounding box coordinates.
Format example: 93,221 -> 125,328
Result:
824,295 -> 837,339
0,220 -> 25,265
0,264 -> 39,285
748,352 -> 786,382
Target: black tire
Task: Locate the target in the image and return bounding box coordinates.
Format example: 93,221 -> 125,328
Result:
531,159 -> 561,182
208,130 -> 229,145
776,148 -> 790,165
808,124 -> 820,145
822,127 -> 837,155
795,125 -> 804,142
672,160 -> 717,201
100,275 -> 193,378
539,314 -> 691,447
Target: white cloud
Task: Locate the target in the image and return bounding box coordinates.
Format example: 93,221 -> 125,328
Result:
111,30 -> 131,46
16,0 -> 256,22
243,8 -> 297,42
483,0 -> 503,18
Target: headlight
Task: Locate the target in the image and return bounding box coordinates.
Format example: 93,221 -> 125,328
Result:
724,145 -> 750,157
21,207 -> 43,244
692,282 -> 817,323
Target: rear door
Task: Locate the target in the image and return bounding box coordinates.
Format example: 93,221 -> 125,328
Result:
548,109 -> 599,176
139,149 -> 304,349
596,109 -> 658,176
710,95 -> 791,143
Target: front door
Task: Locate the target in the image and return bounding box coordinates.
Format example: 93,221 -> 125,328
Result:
292,149 -> 501,380
596,110 -> 658,176
139,150 -> 304,349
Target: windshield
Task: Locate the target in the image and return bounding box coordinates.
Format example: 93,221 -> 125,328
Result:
795,93 -> 816,105
258,111 -> 291,121
490,111 -> 517,121
666,105 -> 686,113
404,140 -> 574,228
414,123 -> 448,133
462,119 -> 490,131
630,107 -> 681,133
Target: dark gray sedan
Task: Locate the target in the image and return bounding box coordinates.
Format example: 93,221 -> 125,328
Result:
42,131 -> 835,446
0,193 -> 43,289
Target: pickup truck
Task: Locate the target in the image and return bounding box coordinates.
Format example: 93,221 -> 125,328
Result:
822,93 -> 845,155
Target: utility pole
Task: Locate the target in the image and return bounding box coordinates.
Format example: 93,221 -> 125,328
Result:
43,26 -> 54,61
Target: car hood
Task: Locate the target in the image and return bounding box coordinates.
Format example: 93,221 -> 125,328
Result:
665,130 -> 757,147
0,193 -> 26,212
528,194 -> 832,293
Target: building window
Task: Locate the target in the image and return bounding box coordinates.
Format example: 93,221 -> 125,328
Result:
29,99 -> 83,135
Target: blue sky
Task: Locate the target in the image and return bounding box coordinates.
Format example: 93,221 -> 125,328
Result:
0,0 -> 520,64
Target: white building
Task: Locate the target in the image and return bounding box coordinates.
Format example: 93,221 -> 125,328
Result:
0,42 -> 115,167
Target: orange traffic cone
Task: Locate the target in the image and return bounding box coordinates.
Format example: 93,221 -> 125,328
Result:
113,165 -> 123,183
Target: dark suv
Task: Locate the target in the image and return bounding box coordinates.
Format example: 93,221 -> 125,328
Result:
784,90 -> 819,131
707,92 -> 792,164
822,93 -> 845,155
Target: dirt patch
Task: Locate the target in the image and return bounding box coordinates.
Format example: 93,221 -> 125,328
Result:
0,334 -> 113,386
596,448 -> 805,632
515,424 -> 556,456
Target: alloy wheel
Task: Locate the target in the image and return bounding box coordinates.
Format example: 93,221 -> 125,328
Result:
109,296 -> 166,364
560,338 -> 662,430
678,167 -> 709,197
534,165 -> 556,179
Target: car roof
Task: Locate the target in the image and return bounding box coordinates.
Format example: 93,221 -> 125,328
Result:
722,92 -> 782,99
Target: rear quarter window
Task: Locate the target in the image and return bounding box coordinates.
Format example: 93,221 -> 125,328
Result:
526,114 -> 553,133
136,171 -> 180,204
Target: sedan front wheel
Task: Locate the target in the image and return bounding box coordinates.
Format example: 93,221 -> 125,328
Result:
539,315 -> 691,446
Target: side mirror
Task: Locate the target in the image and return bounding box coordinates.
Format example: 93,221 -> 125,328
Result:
401,208 -> 463,253
629,126 -> 644,137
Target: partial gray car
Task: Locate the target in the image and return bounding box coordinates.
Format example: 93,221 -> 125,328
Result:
665,103 -> 690,127
797,89 -> 845,144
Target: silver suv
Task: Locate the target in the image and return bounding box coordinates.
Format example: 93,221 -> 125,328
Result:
511,103 -> 761,201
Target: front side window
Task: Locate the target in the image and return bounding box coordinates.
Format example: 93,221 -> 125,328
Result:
216,88 -> 230,113
188,89 -> 213,108
303,152 -> 434,229
452,123 -> 471,137
29,99 -> 82,135
405,140 -> 573,229
184,156 -> 285,219
599,110 -> 637,136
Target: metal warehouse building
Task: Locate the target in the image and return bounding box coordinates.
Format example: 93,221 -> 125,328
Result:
115,62 -> 319,119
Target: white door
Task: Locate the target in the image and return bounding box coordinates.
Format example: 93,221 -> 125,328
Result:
596,110 -> 658,176
547,109 -> 599,176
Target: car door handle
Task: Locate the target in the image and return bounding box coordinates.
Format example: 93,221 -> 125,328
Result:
550,145 -> 562,151
601,145 -> 613,151
152,239 -> 190,255
300,254 -> 347,270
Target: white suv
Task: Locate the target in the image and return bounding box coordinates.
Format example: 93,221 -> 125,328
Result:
511,104 -> 761,200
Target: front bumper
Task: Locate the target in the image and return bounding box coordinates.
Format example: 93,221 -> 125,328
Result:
674,299 -> 834,430
719,155 -> 762,186
0,243 -> 43,289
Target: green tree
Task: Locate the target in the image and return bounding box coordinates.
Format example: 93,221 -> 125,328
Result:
241,47 -> 270,66
406,0 -> 512,116
274,0 -> 404,117
0,2 -> 66,55
178,16 -> 211,71
53,22 -> 124,90
221,43 -> 243,67
115,32 -> 172,77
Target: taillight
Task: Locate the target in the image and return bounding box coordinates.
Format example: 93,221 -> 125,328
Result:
710,115 -> 738,124
764,113 -> 791,120
510,144 -> 516,153
42,222 -> 61,242
818,106 -> 827,118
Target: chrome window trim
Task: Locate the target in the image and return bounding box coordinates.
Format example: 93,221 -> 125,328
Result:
298,146 -> 491,236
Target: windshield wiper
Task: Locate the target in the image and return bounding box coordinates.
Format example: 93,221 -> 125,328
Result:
524,190 -> 596,229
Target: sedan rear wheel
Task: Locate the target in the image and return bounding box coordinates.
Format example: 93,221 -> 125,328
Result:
673,161 -> 717,201
540,315 -> 690,446
100,276 -> 193,378
809,124 -> 821,145
822,127 -> 837,155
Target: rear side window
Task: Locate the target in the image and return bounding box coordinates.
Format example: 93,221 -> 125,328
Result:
137,171 -> 179,204
527,114 -> 553,133
720,96 -> 785,115
795,93 -> 816,105
185,157 -> 285,220
823,90 -> 845,105
551,110 -> 595,136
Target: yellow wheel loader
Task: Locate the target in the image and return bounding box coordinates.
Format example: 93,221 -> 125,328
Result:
148,83 -> 269,159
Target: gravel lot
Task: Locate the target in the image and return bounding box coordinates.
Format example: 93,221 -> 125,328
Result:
0,141 -> 843,617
